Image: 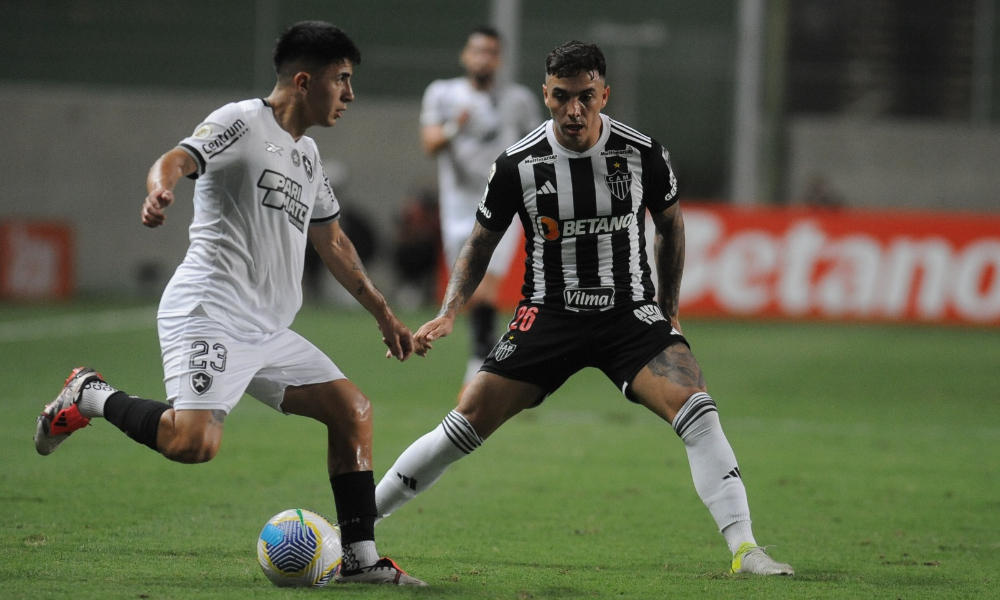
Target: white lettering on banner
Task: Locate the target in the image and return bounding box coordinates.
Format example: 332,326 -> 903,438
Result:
715,232 -> 778,312
954,241 -> 1000,320
660,210 -> 1000,324
881,239 -> 951,318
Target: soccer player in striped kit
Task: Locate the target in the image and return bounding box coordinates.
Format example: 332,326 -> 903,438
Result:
376,40 -> 794,576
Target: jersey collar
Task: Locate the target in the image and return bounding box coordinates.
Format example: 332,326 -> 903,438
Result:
545,113 -> 611,158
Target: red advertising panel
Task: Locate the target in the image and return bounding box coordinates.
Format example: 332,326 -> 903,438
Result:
678,204 -> 1000,326
0,221 -> 74,300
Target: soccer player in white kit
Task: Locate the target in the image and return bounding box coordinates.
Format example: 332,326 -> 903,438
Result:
421,26 -> 542,386
33,21 -> 425,586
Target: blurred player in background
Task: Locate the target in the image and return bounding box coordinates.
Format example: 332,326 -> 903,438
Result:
421,26 -> 542,388
33,21 -> 424,586
376,40 -> 795,577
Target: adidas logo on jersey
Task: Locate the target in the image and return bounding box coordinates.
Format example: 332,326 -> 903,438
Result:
537,180 -> 557,195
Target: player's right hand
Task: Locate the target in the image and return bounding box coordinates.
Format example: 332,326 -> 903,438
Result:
142,188 -> 174,227
413,316 -> 454,357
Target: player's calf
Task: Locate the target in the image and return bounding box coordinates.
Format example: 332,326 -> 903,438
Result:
34,366 -> 181,458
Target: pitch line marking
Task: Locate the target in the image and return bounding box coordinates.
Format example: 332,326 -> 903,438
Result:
0,306 -> 157,343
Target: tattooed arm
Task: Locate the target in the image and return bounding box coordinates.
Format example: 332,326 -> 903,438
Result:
309,220 -> 414,361
413,222 -> 504,355
650,203 -> 685,332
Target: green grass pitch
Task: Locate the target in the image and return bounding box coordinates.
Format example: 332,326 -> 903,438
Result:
2,300 -> 998,599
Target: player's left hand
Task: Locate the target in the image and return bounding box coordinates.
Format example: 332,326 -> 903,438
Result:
379,313 -> 415,362
413,315 -> 454,357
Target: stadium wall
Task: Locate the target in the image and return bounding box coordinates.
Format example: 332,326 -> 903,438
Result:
787,117 -> 1000,212
0,83 -> 428,296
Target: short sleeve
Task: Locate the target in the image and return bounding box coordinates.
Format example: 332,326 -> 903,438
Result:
310,157 -> 341,224
420,80 -> 448,127
178,103 -> 250,179
644,140 -> 679,213
476,159 -> 520,232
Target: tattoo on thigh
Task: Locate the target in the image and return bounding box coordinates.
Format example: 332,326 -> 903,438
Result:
209,410 -> 226,427
647,344 -> 706,389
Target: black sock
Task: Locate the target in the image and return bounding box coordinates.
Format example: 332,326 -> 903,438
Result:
469,304 -> 497,360
103,392 -> 169,451
331,471 -> 377,545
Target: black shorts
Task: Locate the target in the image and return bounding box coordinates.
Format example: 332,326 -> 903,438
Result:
480,300 -> 688,402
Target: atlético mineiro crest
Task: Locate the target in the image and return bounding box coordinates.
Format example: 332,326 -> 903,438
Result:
191,371 -> 213,395
493,339 -> 517,361
604,170 -> 632,201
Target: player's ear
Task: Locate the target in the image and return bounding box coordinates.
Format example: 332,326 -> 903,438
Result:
601,85 -> 610,108
293,71 -> 311,93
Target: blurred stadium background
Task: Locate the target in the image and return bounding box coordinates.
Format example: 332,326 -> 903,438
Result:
2,3 -> 999,597
0,0 -> 997,323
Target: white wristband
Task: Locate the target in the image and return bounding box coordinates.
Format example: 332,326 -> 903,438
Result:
442,120 -> 459,140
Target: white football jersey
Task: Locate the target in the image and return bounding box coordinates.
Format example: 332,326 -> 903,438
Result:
421,77 -> 540,244
158,99 -> 340,333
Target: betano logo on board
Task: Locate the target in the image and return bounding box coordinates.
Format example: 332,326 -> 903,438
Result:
672,206 -> 1000,325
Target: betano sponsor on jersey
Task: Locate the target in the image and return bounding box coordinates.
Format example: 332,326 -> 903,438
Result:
536,212 -> 635,241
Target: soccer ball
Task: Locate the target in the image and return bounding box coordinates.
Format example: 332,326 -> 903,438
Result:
257,508 -> 342,587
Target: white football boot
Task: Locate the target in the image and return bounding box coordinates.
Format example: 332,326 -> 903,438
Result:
731,542 -> 795,575
335,557 -> 427,586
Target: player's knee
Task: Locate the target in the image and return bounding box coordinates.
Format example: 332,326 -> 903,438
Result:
344,393 -> 372,424
320,384 -> 372,426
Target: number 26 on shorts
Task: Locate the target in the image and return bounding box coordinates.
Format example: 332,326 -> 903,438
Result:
509,306 -> 538,332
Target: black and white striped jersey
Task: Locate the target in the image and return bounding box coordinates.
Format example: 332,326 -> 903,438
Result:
476,113 -> 678,311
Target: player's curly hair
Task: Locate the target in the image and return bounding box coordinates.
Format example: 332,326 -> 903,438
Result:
273,21 -> 361,77
545,40 -> 606,80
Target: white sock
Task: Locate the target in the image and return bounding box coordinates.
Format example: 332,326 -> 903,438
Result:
77,378 -> 118,418
342,540 -> 378,570
722,520 -> 757,555
673,392 -> 754,551
375,410 -> 482,519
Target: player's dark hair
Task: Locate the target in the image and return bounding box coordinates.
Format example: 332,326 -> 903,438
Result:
545,40 -> 606,80
273,21 -> 361,78
468,25 -> 502,44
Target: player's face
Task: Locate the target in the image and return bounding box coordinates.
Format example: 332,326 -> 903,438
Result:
306,60 -> 355,128
461,34 -> 502,84
543,71 -> 609,152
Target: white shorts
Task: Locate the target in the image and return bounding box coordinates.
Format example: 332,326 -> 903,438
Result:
442,219 -> 523,278
158,316 -> 345,413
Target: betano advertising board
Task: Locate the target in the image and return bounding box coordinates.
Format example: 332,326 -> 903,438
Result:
491,204 -> 1000,326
